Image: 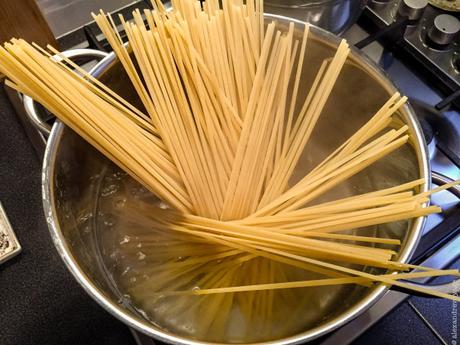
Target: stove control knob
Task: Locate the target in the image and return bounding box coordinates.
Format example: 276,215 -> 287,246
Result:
428,14 -> 460,46
398,0 -> 428,21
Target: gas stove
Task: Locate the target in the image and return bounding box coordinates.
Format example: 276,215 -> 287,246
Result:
326,2 -> 460,343
362,1 -> 459,94
1,1 -> 460,345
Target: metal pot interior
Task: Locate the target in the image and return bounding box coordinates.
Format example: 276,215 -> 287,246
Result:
44,20 -> 428,345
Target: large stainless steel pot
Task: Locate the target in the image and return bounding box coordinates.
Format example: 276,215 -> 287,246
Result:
42,15 -> 431,344
264,0 -> 368,34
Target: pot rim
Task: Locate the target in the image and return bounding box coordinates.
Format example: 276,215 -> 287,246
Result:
42,15 -> 430,345
264,0 -> 352,8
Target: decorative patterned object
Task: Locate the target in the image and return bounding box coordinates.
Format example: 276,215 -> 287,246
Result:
0,202 -> 21,264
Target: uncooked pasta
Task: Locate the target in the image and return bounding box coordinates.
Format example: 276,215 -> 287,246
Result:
0,0 -> 459,342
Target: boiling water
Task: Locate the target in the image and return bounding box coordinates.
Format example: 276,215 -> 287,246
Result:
95,167 -> 362,343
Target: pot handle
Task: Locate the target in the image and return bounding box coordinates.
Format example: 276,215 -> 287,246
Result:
22,48 -> 110,136
391,279 -> 460,297
432,171 -> 460,198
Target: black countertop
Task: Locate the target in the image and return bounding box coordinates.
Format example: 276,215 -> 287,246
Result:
0,86 -> 135,345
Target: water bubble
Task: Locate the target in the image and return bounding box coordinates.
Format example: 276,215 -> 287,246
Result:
130,186 -> 149,199
77,212 -> 92,224
101,184 -> 119,197
114,198 -> 126,209
137,251 -> 146,261
136,243 -> 142,248
114,171 -> 126,180
89,174 -> 100,181
129,277 -> 137,283
121,266 -> 131,276
158,201 -> 170,209
130,187 -> 141,196
153,293 -> 166,300
119,235 -> 131,245
182,325 -> 194,333
110,250 -> 120,260
191,286 -> 201,292
118,294 -> 132,304
103,214 -> 116,227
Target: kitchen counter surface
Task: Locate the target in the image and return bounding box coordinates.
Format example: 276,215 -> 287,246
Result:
0,86 -> 135,345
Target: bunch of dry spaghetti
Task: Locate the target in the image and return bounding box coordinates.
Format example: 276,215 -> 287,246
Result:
1,0 -> 460,341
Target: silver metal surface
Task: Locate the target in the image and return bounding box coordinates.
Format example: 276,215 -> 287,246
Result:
428,14 -> 460,46
41,15 -> 430,345
0,202 -> 21,264
398,0 -> 428,20
432,171 -> 460,198
22,49 -> 109,136
368,0 -> 400,24
404,10 -> 460,88
263,0 -> 368,34
4,85 -> 47,158
366,3 -> 460,90
36,0 -> 137,37
23,96 -> 52,135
